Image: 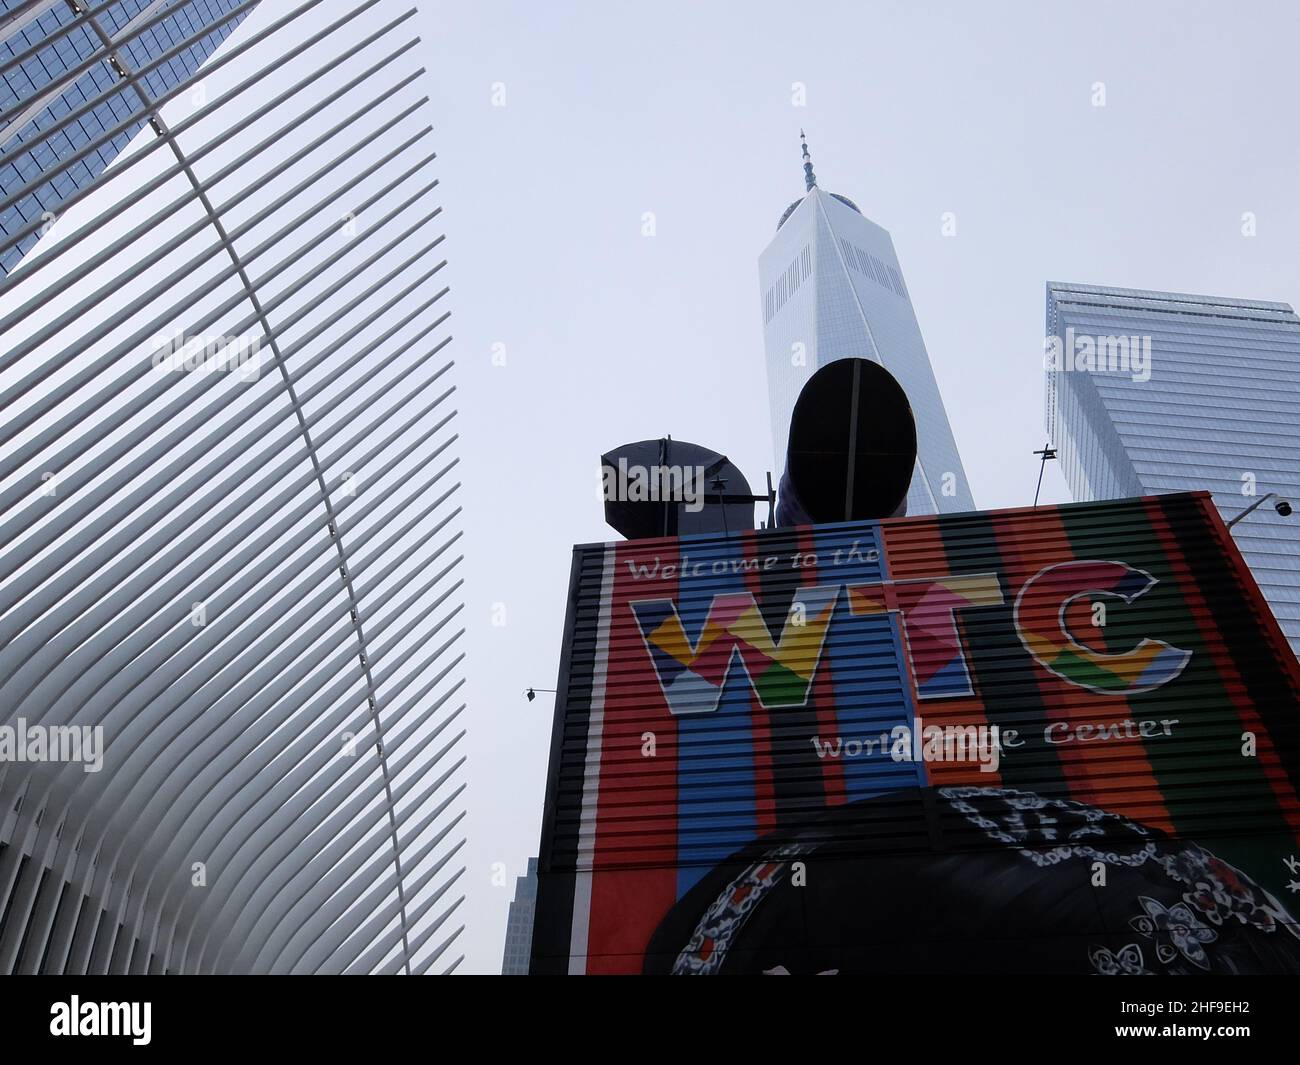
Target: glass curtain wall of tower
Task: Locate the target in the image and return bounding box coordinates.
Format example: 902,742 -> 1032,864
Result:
1,0 -> 256,275
1045,281 -> 1300,654
758,137 -> 974,516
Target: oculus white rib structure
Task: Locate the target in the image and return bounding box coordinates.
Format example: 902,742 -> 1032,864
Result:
0,0 -> 467,974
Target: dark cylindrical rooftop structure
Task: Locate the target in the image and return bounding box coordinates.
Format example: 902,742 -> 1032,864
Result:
776,358 -> 917,525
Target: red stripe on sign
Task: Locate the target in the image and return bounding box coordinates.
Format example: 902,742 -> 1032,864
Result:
586,538 -> 680,973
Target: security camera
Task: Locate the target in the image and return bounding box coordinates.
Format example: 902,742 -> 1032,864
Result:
1276,499 -> 1293,517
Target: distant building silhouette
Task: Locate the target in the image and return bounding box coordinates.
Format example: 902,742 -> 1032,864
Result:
503,858 -> 537,974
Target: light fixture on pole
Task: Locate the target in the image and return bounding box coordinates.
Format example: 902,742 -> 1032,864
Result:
1227,492 -> 1293,528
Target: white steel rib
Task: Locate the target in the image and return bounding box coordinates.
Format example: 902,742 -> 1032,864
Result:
0,0 -> 467,974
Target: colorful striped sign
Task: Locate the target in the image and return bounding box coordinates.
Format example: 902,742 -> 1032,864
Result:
533,492 -> 1300,974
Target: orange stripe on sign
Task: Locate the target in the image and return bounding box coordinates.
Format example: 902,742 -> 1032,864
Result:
880,516 -> 1001,789
996,507 -> 1173,833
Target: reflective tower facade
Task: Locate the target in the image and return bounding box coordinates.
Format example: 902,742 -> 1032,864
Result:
1045,281 -> 1300,654
1,0 -> 255,275
758,136 -> 974,515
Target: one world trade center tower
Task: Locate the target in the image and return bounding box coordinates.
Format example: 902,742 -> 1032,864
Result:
758,133 -> 973,515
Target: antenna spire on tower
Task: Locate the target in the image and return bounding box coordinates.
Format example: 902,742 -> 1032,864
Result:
800,129 -> 817,192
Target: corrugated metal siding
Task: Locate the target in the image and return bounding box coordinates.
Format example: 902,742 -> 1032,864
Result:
534,492 -> 1300,973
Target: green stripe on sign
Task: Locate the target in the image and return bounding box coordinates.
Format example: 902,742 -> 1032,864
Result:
1056,495 -> 1286,840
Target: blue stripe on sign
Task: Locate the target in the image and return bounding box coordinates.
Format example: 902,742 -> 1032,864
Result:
878,530 -> 928,789
813,523 -> 924,800
674,531 -> 756,899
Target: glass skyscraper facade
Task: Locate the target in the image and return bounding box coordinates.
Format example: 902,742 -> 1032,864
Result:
0,0 -> 253,275
758,140 -> 974,515
1045,281 -> 1300,653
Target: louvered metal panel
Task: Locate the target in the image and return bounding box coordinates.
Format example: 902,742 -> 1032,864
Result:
0,0 -> 466,974
534,492 -> 1300,974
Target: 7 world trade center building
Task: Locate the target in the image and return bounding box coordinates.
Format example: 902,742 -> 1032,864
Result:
1045,281 -> 1300,655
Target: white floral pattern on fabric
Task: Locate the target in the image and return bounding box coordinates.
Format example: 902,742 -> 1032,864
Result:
672,841 -> 810,976
1129,896 -> 1217,970
669,787 -> 1299,974
1160,845 -> 1299,939
940,785 -> 1300,972
940,785 -> 1160,868
1088,943 -> 1150,975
